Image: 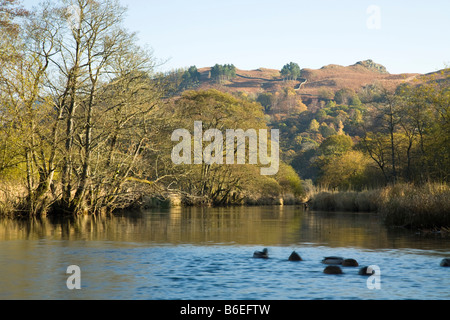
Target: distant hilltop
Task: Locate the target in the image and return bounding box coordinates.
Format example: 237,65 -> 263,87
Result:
353,59 -> 389,74
192,60 -> 419,97
319,60 -> 389,74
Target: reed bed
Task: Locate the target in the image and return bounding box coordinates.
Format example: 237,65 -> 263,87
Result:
310,188 -> 381,213
378,183 -> 450,229
0,181 -> 27,217
310,183 -> 450,229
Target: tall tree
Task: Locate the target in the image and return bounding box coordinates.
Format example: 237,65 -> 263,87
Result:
167,89 -> 302,205
1,0 -> 162,216
362,88 -> 401,184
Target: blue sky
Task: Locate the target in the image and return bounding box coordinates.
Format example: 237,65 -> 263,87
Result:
23,0 -> 450,74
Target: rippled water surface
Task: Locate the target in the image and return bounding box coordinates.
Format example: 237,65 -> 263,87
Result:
0,206 -> 449,300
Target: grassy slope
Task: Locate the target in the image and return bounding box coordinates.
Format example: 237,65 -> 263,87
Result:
195,62 -> 421,97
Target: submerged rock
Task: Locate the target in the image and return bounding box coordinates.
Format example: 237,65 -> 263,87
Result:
324,266 -> 343,275
342,259 -> 359,267
288,251 -> 302,261
440,258 -> 450,267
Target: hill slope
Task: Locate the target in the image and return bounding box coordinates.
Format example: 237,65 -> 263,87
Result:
195,60 -> 420,97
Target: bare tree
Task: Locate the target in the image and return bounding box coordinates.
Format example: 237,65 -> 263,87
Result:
1,0 -> 163,216
362,88 -> 401,185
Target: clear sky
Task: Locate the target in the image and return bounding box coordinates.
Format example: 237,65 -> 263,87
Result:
22,0 -> 450,74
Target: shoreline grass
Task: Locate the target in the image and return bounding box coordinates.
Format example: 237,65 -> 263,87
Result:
2,178 -> 449,231
0,181 -> 27,218
310,183 -> 450,229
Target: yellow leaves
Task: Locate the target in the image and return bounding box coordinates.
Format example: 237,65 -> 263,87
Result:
309,119 -> 320,132
176,89 -> 267,132
284,87 -> 296,97
125,177 -> 153,185
318,150 -> 371,190
294,99 -> 308,114
275,162 -> 303,197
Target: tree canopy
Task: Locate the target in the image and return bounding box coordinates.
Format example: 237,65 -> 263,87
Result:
281,62 -> 301,81
210,64 -> 236,83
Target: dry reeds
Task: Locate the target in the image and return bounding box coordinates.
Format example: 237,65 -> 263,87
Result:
311,188 -> 381,212
0,181 -> 27,217
310,183 -> 450,229
378,183 -> 450,229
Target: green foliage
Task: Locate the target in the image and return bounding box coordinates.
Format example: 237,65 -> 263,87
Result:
319,123 -> 337,138
167,89 -> 304,205
256,92 -> 273,112
316,150 -> 372,190
271,76 -> 450,188
359,73 -> 450,185
308,119 -> 320,132
276,163 -> 304,197
1,0 -> 449,215
155,65 -> 201,95
324,100 -> 336,109
349,95 -> 362,106
318,89 -> 335,100
290,148 -> 319,182
180,66 -> 201,90
281,62 -> 301,81
318,135 -> 353,157
334,88 -> 357,105
210,64 -> 236,83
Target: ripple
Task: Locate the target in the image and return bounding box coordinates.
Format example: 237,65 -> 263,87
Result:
1,208 -> 449,300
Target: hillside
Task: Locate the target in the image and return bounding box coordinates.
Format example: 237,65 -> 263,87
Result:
299,61 -> 419,96
197,67 -> 284,94
195,60 -> 420,98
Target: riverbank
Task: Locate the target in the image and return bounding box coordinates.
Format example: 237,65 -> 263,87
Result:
309,183 -> 450,230
0,179 -> 306,217
2,178 -> 449,232
133,192 -> 306,210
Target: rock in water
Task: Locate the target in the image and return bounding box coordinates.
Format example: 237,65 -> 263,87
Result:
288,251 -> 302,261
324,266 -> 343,275
342,259 -> 359,267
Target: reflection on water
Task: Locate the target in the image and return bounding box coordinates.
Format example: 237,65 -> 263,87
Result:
1,206 -> 448,250
0,206 -> 449,300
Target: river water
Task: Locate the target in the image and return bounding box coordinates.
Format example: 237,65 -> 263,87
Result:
0,206 -> 448,300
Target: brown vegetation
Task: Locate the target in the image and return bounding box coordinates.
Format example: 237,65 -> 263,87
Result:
310,183 -> 450,230
195,62 -> 419,99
